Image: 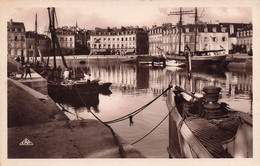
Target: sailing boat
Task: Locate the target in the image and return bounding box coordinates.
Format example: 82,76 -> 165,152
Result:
168,8 -> 227,69
45,7 -> 111,95
157,46 -> 185,67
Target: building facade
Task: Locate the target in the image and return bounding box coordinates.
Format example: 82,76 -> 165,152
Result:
45,26 -> 75,55
7,19 -> 26,58
75,29 -> 91,55
149,25 -> 163,56
25,31 -> 50,59
149,23 -> 229,56
236,24 -> 252,53
90,26 -> 148,55
220,23 -> 251,53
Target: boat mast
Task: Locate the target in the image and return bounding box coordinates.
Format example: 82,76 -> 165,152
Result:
178,8 -> 182,55
47,7 -> 68,69
52,8 -> 56,69
169,8 -> 194,55
194,7 -> 198,54
34,13 -> 39,64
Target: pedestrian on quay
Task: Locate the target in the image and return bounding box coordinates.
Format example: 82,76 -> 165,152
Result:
57,65 -> 62,80
19,65 -> 25,79
21,55 -> 25,65
24,63 -> 32,80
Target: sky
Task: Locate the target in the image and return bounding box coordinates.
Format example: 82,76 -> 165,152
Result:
6,2 -> 252,34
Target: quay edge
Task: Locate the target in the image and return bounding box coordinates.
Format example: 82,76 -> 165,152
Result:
7,60 -> 144,158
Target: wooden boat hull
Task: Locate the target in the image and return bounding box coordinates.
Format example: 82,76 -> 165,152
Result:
48,81 -> 112,96
170,54 -> 227,68
166,86 -> 252,158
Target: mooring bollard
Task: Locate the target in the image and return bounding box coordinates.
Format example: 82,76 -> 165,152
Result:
202,86 -> 222,119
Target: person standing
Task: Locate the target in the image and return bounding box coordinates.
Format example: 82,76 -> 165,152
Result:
21,55 -> 25,65
63,68 -> 69,83
19,65 -> 25,79
24,63 -> 32,80
57,65 -> 62,80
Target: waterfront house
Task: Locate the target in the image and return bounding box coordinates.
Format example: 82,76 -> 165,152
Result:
149,23 -> 229,56
236,24 -> 252,54
7,19 -> 26,59
89,26 -> 149,55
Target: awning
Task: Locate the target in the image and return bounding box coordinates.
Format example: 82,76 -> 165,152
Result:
125,49 -> 135,53
91,48 -> 106,52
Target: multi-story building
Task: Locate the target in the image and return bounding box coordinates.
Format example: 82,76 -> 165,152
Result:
90,26 -> 148,55
45,26 -> 75,55
220,23 -> 251,53
149,23 -> 229,56
75,29 -> 91,55
149,25 -> 163,56
236,24 -> 252,53
7,19 -> 26,58
25,31 -> 50,59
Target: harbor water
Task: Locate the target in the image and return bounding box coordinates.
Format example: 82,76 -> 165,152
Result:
49,59 -> 252,158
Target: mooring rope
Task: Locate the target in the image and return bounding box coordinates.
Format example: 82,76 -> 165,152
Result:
104,85 -> 172,124
56,102 -> 84,120
131,105 -> 176,145
59,83 -> 173,157
73,85 -> 125,158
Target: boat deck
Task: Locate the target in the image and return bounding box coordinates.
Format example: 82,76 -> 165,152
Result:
184,114 -> 241,158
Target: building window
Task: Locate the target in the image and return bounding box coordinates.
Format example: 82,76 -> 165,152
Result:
125,37 -> 127,41
129,37 -> 131,41
117,38 -> 119,41
222,37 -> 226,42
113,38 -> 115,41
108,44 -> 110,48
121,44 -> 124,48
121,38 -> 124,41
70,38 -> 72,41
70,44 -> 73,47
212,37 -> 218,42
18,28 -> 21,32
94,44 -> 96,48
65,38 -> 67,41
108,38 -> 110,41
133,37 -> 135,41
112,44 -> 115,48
15,36 -> 17,41
104,38 -> 106,41
12,28 -> 15,32
21,36 -> 24,41
99,44 -> 101,48
185,36 -> 190,42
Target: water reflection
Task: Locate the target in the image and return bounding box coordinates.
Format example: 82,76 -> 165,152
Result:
48,60 -> 252,157
63,61 -> 252,113
48,89 -> 100,112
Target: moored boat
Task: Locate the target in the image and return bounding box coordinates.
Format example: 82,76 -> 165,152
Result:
166,85 -> 252,158
48,79 -> 112,96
